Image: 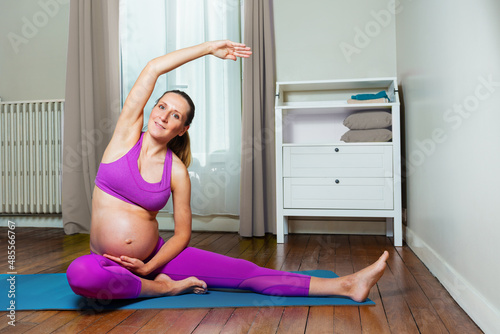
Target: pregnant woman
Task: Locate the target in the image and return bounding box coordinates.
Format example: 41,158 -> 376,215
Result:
66,40 -> 389,301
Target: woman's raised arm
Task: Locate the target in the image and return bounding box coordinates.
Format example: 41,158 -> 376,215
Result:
115,41 -> 252,138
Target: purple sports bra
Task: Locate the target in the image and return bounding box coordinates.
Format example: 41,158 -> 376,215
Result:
95,132 -> 172,211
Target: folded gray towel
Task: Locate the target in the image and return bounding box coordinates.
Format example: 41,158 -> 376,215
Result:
341,129 -> 392,143
343,111 -> 392,130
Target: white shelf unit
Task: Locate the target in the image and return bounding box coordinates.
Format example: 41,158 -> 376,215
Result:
275,78 -> 402,246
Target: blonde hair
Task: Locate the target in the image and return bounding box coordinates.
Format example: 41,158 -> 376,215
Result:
168,131 -> 192,168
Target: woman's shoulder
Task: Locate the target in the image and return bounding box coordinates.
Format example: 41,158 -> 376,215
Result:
170,152 -> 190,189
170,152 -> 189,176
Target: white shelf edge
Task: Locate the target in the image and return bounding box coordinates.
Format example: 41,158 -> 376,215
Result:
282,209 -> 398,217
276,77 -> 397,85
277,102 -> 398,110
282,142 -> 393,147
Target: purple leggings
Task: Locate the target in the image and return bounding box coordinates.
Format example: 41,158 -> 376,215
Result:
66,237 -> 311,299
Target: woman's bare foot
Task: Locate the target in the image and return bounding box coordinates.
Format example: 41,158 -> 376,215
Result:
343,251 -> 389,302
155,274 -> 207,295
309,251 -> 389,302
140,274 -> 207,297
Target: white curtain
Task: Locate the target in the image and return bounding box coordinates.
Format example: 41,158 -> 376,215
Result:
120,0 -> 242,215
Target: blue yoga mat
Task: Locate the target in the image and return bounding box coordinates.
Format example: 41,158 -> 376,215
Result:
1,271 -> 374,311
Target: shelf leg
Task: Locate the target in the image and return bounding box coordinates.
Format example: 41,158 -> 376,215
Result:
386,218 -> 394,237
277,213 -> 284,243
277,215 -> 288,244
394,214 -> 403,247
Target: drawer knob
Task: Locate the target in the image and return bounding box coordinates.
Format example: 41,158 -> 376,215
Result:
335,179 -> 340,184
335,148 -> 339,152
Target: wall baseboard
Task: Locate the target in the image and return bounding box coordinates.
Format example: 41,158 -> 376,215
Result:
0,215 -> 63,228
405,227 -> 499,334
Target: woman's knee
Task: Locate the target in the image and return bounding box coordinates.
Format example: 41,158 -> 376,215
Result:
67,255 -> 99,295
67,254 -> 141,299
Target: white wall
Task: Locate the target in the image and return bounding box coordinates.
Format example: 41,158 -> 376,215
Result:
274,0 -> 397,81
396,0 -> 500,333
0,0 -> 69,101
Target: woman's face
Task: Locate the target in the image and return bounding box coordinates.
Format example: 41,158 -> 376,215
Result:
148,92 -> 190,142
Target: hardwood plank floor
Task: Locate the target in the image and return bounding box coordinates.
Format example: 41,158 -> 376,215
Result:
0,227 -> 483,333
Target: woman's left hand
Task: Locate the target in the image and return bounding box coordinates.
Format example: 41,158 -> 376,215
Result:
103,254 -> 151,276
208,40 -> 252,61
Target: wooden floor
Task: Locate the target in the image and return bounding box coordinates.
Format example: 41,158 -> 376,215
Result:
0,227 -> 482,334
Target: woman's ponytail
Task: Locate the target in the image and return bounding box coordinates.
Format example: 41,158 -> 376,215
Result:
168,131 -> 192,168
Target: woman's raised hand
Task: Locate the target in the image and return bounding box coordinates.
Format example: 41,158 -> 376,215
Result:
209,40 -> 252,61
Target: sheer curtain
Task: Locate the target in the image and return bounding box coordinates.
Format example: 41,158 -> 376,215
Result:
120,0 -> 243,215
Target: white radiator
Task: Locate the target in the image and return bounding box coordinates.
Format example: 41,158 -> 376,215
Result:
0,100 -> 63,214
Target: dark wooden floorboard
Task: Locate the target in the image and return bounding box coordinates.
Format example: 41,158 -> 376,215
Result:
220,307 -> 260,334
135,309 -> 184,334
333,236 -> 361,334
276,307 -> 309,334
0,227 -> 483,333
191,308 -> 235,334
305,306 -> 334,334
247,307 -> 283,334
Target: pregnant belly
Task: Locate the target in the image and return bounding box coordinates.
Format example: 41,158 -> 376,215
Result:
91,219 -> 159,260
90,186 -> 161,261
90,215 -> 160,263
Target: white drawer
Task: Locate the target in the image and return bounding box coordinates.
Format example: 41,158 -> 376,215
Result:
284,177 -> 393,210
283,145 -> 393,178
